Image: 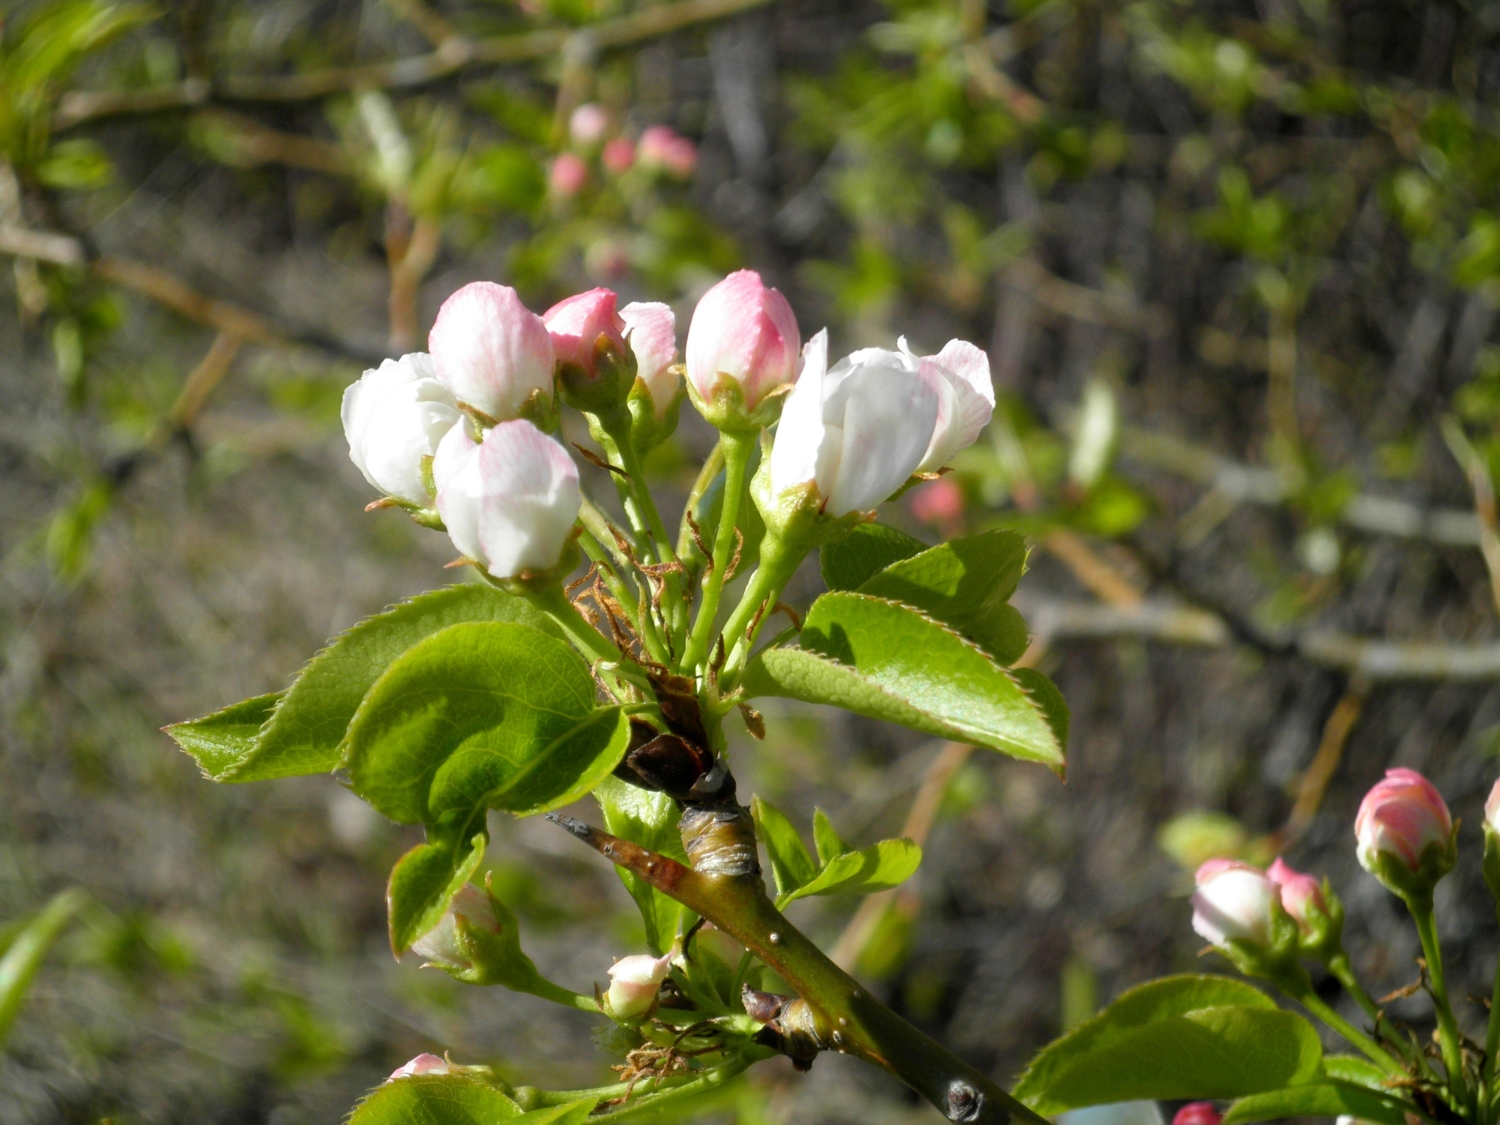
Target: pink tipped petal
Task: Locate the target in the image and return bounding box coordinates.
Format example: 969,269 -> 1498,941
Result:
1266,857 -> 1324,929
1487,779 -> 1500,832
620,301 -> 679,416
685,270 -> 801,410
389,1053 -> 451,1080
918,339 -> 995,471
428,282 -> 554,422
1355,768 -> 1452,875
543,288 -> 626,374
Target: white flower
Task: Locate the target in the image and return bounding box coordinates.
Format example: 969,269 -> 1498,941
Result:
428,282 -> 555,422
606,952 -> 671,1021
341,353 -> 460,506
768,331 -> 941,517
1190,860 -> 1278,948
916,339 -> 995,472
411,884 -> 500,968
621,301 -> 679,418
434,419 -> 581,578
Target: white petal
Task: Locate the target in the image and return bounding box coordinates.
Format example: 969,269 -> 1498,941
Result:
822,354 -> 939,515
918,340 -> 994,471
472,421 -> 581,577
621,301 -> 679,417
769,330 -> 830,497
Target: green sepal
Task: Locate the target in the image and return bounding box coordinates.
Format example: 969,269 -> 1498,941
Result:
685,368 -> 790,434
445,874 -> 557,991
558,334 -> 635,415
1365,832 -> 1457,904
627,372 -> 685,453
387,827 -> 488,957
1485,824 -> 1500,903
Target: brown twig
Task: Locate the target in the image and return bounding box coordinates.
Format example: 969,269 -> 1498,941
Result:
1441,417 -> 1500,620
1040,528 -> 1143,608
385,208 -> 443,352
1275,679 -> 1369,848
54,0 -> 784,128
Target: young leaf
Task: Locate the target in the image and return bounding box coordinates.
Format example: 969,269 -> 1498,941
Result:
1222,1082 -> 1412,1125
812,808 -> 848,866
344,623 -> 630,825
164,692 -> 282,780
820,522 -> 926,592
386,828 -> 488,956
751,797 -> 817,897
596,776 -> 686,955
1013,974 -> 1322,1115
742,594 -> 1064,772
781,838 -> 922,905
855,530 -> 1030,663
0,888 -> 87,1048
351,1073 -> 517,1125
226,584 -> 558,783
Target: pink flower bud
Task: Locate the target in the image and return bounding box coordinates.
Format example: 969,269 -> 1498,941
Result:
543,288 -> 627,378
1266,857 -> 1325,933
412,884 -> 502,968
388,1053 -> 451,1081
602,137 -> 635,175
1190,859 -> 1278,948
1172,1104 -> 1221,1125
549,152 -> 588,197
1355,768 -> 1452,877
1486,778 -> 1500,834
428,282 -> 554,423
909,476 -> 965,529
341,353 -> 460,506
636,127 -> 696,179
916,340 -> 996,472
685,270 -> 801,415
434,420 -> 581,578
769,332 -> 941,516
620,301 -> 679,418
606,952 -> 671,1021
569,103 -> 609,147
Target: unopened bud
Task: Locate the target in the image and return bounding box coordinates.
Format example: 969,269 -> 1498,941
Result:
550,152 -> 588,197
1191,860 -> 1278,948
342,353 -> 460,507
1355,768 -> 1455,901
1172,1104 -> 1221,1125
544,288 -> 632,410
428,282 -> 555,425
569,103 -> 609,147
412,884 -> 502,970
1483,779 -> 1500,902
1266,856 -> 1343,960
685,270 -> 800,431
388,1053 -> 451,1081
602,137 -> 635,175
605,952 -> 671,1022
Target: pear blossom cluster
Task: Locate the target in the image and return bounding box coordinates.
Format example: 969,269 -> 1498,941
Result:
341,269 -> 995,581
550,104 -> 698,199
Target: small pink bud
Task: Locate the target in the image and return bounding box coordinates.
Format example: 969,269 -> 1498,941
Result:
550,152 -> 588,197
910,477 -> 965,529
434,420 -> 581,579
638,126 -> 677,168
685,269 -> 801,415
1190,859 -> 1278,948
606,952 -> 671,1021
1266,857 -> 1325,933
1355,768 -> 1452,877
428,282 -> 554,423
388,1053 -> 451,1081
543,288 -> 627,377
569,103 -> 609,147
602,137 -> 635,175
620,301 -> 679,418
412,884 -> 502,968
1172,1103 -> 1221,1125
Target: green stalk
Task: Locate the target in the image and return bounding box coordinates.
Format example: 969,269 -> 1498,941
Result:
1488,910 -> 1500,1081
1281,975 -> 1404,1076
518,579 -> 647,693
1411,893 -> 1468,1089
550,815 -> 1050,1125
579,499 -> 631,569
516,1056 -> 755,1119
719,529 -> 804,686
682,431 -> 754,673
677,440 -> 725,561
579,530 -> 669,667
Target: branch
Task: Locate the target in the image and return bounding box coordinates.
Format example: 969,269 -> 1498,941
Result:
53,0 -> 782,128
1119,424 -> 1483,549
546,814 -> 1047,1125
1019,596 -> 1500,681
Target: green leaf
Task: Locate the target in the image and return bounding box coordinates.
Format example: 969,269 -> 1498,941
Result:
1223,1083 -> 1412,1125
1321,1055 -> 1389,1089
351,1072 -> 596,1125
812,808 -> 848,866
1014,975 -> 1322,1114
743,594 -> 1064,772
344,623 -> 630,826
596,776 -> 685,955
0,888 -> 88,1048
1011,667 -> 1069,751
820,523 -> 926,591
386,829 -> 488,956
164,692 -> 281,780
751,797 -> 818,897
227,584 -> 558,783
781,838 -> 922,905
855,530 -> 1030,663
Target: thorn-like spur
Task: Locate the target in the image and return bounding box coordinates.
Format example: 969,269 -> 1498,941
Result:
544,814 -> 695,900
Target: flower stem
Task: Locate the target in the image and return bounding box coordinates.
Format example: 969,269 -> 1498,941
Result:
518,578 -> 647,693
1410,893 -> 1468,1088
719,529 -> 804,686
683,431 -> 754,673
1488,909 -> 1500,1081
549,814 -> 1051,1125
1282,975 -> 1404,1075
